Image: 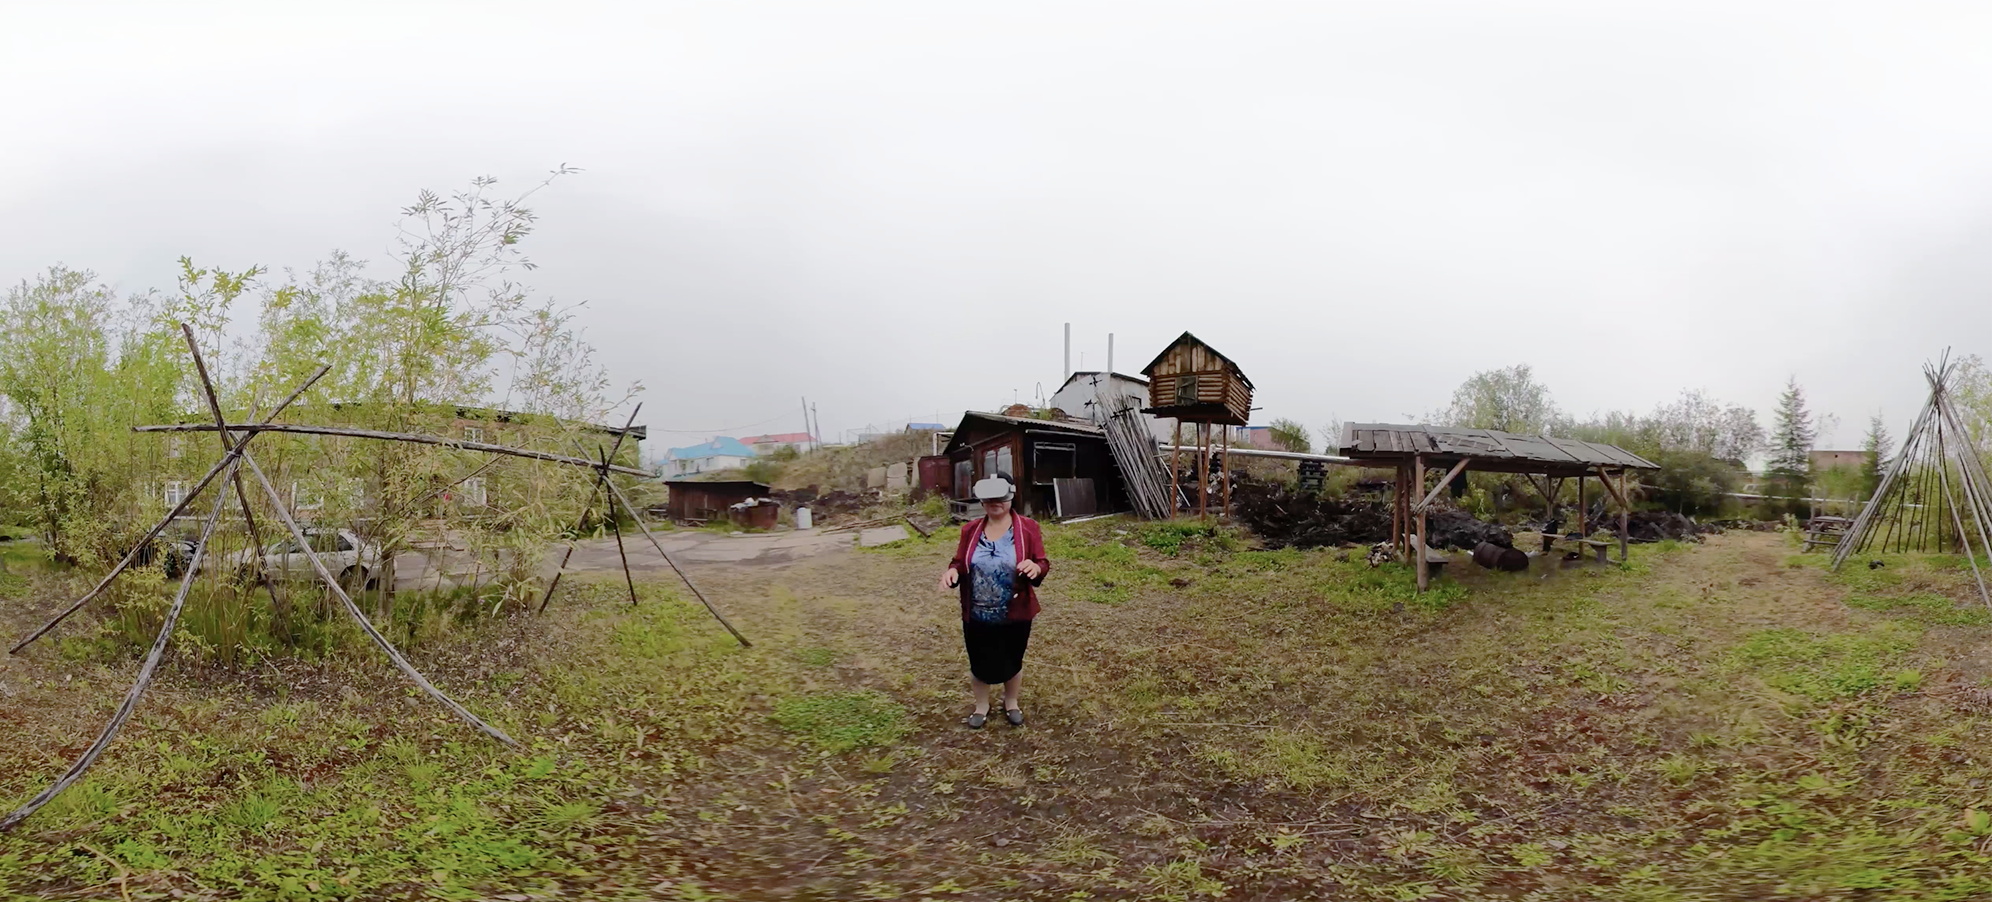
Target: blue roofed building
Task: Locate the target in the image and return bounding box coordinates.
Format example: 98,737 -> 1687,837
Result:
662,436 -> 757,478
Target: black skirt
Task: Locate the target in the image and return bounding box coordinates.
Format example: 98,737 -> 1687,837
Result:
962,618 -> 1033,685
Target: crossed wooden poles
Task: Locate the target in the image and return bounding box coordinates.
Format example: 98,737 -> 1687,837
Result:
1,330 -> 746,831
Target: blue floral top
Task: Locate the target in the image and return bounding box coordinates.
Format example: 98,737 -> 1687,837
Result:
968,527 -> 1018,623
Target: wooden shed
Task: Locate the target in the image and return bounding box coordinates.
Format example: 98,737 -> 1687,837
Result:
1140,331 -> 1254,427
941,412 -> 1121,520
661,479 -> 771,524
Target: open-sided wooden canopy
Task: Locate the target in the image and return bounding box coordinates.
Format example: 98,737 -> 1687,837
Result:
1338,424 -> 1659,478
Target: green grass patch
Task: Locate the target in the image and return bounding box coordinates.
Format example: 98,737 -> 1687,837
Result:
772,691 -> 909,752
1731,624 -> 1921,702
1846,592 -> 1992,626
1137,521 -> 1238,556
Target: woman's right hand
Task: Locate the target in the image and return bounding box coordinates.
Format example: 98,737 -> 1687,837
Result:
940,567 -> 960,590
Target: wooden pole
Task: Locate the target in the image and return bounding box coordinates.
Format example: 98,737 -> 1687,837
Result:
1414,454 -> 1428,593
1221,424 -> 1231,518
136,422 -> 651,477
595,473 -> 753,647
540,407 -> 642,614
1619,470 -> 1630,562
1198,423 -> 1209,519
11,365 -> 329,655
602,448 -> 640,606
1577,476 -> 1586,536
1396,463 -> 1409,557
240,452 -> 519,748
0,458 -> 239,832
180,325 -> 290,631
1169,421 -> 1182,519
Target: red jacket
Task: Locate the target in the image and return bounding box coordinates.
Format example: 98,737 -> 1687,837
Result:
949,515 -> 1050,622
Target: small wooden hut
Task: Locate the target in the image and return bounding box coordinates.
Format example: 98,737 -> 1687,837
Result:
1141,332 -> 1254,517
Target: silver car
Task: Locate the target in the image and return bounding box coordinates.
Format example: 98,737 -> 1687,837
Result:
216,528 -> 383,590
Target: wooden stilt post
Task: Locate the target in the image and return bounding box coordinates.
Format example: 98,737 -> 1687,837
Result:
1619,470 -> 1630,563
1393,464 -> 1406,557
1414,454 -> 1429,593
1169,421 -> 1182,518
1221,423 -> 1231,518
1198,423 -> 1210,519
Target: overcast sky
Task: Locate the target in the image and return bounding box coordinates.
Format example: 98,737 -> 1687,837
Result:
8,2 -> 1992,453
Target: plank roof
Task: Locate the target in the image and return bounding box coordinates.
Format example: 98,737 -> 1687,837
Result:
1139,332 -> 1254,390
1337,423 -> 1659,475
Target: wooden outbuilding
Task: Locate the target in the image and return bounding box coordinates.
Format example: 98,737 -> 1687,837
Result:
1140,332 -> 1255,518
661,479 -> 772,524
1141,332 -> 1254,426
941,412 -> 1120,520
1337,424 -> 1660,593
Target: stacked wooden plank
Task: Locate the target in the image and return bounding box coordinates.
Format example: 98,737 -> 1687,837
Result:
1098,386 -> 1176,520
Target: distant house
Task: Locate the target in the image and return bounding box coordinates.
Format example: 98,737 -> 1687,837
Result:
738,432 -> 816,454
664,436 -> 757,477
1048,371 -> 1178,441
906,422 -> 948,432
1812,450 -> 1868,471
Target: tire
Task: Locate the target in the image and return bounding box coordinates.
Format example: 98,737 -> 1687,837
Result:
339,566 -> 366,592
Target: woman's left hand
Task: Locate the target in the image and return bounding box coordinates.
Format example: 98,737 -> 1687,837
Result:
1016,560 -> 1043,579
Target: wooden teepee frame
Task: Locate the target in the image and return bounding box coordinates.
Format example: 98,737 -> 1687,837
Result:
1831,354 -> 1992,611
1,328 -> 747,832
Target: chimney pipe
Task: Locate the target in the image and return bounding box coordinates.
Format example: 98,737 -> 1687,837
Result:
1063,323 -> 1071,382
1107,333 -> 1114,375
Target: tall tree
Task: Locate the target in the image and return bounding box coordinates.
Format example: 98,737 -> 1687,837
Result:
1440,364 -> 1562,434
1860,414 -> 1892,499
1764,376 -> 1817,515
1267,418 -> 1311,454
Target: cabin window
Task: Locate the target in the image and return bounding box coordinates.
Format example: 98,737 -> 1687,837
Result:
463,476 -> 488,507
1175,374 -> 1199,405
463,426 -> 484,444
983,450 -> 996,478
954,460 -> 974,498
995,446 -> 1013,480
1033,442 -> 1076,484
163,481 -> 187,507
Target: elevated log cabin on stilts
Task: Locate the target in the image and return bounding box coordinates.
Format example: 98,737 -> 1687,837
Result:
1140,332 -> 1254,519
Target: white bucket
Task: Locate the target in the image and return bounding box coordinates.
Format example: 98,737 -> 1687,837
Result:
796,507 -> 813,530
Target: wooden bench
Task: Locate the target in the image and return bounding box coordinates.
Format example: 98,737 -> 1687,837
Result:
1578,539 -> 1613,563
1409,535 -> 1450,577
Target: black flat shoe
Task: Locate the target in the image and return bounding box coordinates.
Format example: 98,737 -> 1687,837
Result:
966,712 -> 988,729
1004,708 -> 1025,727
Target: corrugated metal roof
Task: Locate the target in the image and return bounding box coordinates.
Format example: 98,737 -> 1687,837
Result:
941,411 -> 1105,455
1337,423 -> 1659,472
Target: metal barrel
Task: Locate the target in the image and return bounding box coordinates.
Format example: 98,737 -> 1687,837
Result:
1472,541 -> 1530,572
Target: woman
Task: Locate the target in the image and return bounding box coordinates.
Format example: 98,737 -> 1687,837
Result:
939,474 -> 1049,729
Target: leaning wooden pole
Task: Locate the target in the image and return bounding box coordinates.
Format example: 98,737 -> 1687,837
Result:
135,422 -> 650,477
181,325 -> 290,630
1932,411 -> 1992,611
541,407 -> 642,614
601,448 -> 640,607
11,365 -> 329,654
0,459 -> 238,832
240,452 -> 519,749
1835,388 -> 1938,568
595,472 -> 752,647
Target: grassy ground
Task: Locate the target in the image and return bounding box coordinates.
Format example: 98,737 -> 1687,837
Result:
4,521 -> 1992,899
